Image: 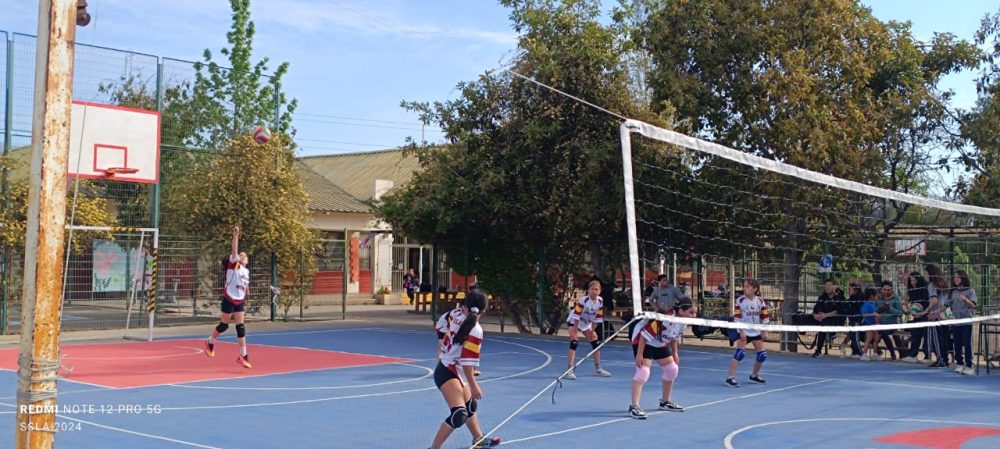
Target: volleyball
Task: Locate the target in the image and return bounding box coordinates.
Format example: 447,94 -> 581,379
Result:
253,125 -> 272,144
909,302 -> 923,314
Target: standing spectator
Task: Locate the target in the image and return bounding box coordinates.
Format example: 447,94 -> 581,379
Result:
843,280 -> 865,358
860,287 -> 880,361
902,272 -> 930,363
812,279 -> 845,358
403,268 -> 419,303
876,280 -> 904,360
925,264 -> 951,368
647,274 -> 684,312
949,270 -> 977,375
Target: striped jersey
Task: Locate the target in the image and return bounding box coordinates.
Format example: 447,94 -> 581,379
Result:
436,308 -> 464,336
438,310 -> 483,369
631,311 -> 685,348
734,294 -> 769,337
567,295 -> 604,331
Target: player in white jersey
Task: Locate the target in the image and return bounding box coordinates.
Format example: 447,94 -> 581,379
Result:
205,226 -> 252,369
627,297 -> 697,419
564,280 -> 611,380
435,302 -> 480,376
726,279 -> 769,387
428,290 -> 500,449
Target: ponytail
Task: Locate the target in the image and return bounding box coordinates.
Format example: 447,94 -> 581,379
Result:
454,289 -> 487,345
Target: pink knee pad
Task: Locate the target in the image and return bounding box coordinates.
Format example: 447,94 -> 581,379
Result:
661,362 -> 679,381
632,365 -> 650,384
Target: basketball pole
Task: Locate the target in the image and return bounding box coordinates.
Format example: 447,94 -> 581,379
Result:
15,1 -> 87,448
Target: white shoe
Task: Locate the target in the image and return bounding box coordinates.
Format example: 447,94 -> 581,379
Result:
563,371 -> 576,380
595,367 -> 611,377
901,356 -> 917,363
962,366 -> 976,376
871,354 -> 882,361
954,365 -> 965,374
859,355 -> 870,361
850,354 -> 861,359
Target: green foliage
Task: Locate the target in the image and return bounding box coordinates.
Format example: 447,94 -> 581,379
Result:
960,7 -> 1000,207
380,0 -> 666,333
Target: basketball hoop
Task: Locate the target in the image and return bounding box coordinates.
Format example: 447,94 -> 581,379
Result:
103,167 -> 139,178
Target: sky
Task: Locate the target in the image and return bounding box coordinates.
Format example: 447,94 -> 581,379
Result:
0,0 -> 997,159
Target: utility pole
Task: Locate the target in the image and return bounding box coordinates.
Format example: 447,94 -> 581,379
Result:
15,1 -> 89,448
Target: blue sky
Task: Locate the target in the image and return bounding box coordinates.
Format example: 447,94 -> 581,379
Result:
1,1 -> 997,158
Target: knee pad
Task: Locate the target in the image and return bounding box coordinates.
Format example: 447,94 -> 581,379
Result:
733,348 -> 746,361
632,365 -> 650,384
235,323 -> 246,338
445,406 -> 468,429
661,362 -> 679,382
465,398 -> 478,418
569,340 -> 579,351
215,322 -> 229,334
756,350 -> 768,363
590,340 -> 601,350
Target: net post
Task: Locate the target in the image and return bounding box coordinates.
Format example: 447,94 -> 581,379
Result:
620,121 -> 642,313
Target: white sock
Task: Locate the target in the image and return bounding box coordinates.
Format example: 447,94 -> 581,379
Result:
207,336 -> 215,343
240,346 -> 247,357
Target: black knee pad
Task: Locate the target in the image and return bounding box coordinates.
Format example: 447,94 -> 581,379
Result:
444,406 -> 468,428
465,398 -> 478,417
215,322 -> 229,334
569,340 -> 579,351
235,323 -> 246,338
590,340 -> 601,350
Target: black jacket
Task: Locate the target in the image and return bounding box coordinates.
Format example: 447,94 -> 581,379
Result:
814,289 -> 846,325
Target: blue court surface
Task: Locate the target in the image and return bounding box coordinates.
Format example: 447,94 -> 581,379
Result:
1,324 -> 998,448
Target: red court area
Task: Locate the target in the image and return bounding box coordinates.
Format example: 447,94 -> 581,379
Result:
0,339 -> 412,388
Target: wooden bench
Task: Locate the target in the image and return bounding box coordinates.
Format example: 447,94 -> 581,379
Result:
413,292 -> 461,314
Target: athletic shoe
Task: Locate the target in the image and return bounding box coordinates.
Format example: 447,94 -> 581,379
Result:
725,377 -> 739,387
871,354 -> 882,361
962,366 -> 976,376
811,352 -> 823,358
472,436 -> 501,448
859,355 -> 870,361
236,355 -> 252,369
627,405 -> 647,419
204,340 -> 214,357
901,356 -> 917,363
563,371 -> 576,380
594,367 -> 612,377
929,360 -> 948,368
850,354 -> 862,359
658,400 -> 684,412
954,365 -> 965,374
474,369 -> 481,377
748,374 -> 767,384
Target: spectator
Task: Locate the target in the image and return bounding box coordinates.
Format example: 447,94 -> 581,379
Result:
860,287 -> 880,361
925,264 -> 951,368
843,280 -> 865,358
949,270 -> 977,375
877,280 -> 904,360
901,272 -> 930,363
812,279 -> 845,358
647,274 -> 684,312
403,268 -> 419,303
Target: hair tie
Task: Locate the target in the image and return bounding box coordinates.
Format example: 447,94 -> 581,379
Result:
470,307 -> 480,314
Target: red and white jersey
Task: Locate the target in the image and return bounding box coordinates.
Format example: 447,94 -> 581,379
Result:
631,311 -> 685,348
734,295 -> 769,337
224,254 -> 250,304
436,307 -> 464,336
438,312 -> 483,370
567,295 -> 604,331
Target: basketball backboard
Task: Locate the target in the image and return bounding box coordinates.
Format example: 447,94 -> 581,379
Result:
69,101 -> 160,183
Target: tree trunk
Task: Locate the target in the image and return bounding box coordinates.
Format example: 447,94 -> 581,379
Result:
781,215 -> 804,352
499,294 -> 533,333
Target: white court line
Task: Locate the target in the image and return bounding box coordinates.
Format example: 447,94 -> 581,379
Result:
62,346 -> 203,361
166,363 -> 434,391
723,417 -> 1000,449
502,380 -> 832,445
158,335 -> 552,411
0,401 -> 223,449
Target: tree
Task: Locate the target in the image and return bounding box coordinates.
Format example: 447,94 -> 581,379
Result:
379,0 -> 669,333
638,0 -> 975,349
170,0 -> 312,275
959,7 -> 1000,208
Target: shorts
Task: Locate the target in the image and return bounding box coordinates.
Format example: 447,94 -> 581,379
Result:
221,297 -> 245,314
744,334 -> 763,343
568,319 -> 597,332
632,343 -> 673,360
434,362 -> 463,388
